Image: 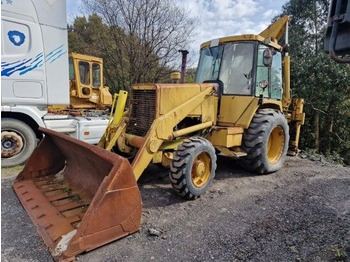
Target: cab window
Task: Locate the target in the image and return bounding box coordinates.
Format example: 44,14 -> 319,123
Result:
69,57 -> 75,80
220,43 -> 254,95
92,63 -> 101,88
79,61 -> 90,85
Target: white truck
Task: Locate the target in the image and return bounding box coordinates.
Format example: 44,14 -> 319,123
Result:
1,0 -> 110,167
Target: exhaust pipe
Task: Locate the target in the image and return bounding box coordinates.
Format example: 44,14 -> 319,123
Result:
179,49 -> 189,83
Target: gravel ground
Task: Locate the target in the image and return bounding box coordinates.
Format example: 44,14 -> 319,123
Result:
1,156 -> 350,262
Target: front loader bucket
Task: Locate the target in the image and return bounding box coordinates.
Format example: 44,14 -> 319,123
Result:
13,127 -> 142,261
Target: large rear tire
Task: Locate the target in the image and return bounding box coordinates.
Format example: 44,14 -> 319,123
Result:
1,118 -> 37,167
169,137 -> 217,200
241,109 -> 289,174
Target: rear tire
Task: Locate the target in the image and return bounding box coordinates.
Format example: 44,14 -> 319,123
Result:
241,109 -> 289,174
1,118 -> 37,167
169,137 -> 217,200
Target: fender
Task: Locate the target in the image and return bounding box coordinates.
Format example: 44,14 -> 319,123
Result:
1,105 -> 47,127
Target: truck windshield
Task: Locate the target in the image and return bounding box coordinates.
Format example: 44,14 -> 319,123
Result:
196,42 -> 255,95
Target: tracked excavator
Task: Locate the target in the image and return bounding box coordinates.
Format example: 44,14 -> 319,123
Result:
14,15 -> 306,261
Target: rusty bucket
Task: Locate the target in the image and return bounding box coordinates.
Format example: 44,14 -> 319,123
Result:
13,128 -> 142,261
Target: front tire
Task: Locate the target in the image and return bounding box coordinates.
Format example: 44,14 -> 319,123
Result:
1,118 -> 37,167
169,137 -> 217,200
241,109 -> 289,174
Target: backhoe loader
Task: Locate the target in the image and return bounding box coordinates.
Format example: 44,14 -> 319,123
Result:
13,16 -> 305,261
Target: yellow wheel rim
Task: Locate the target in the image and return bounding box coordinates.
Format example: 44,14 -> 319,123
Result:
267,126 -> 285,164
191,152 -> 211,188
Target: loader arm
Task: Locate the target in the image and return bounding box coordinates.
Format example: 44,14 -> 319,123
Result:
98,90 -> 128,150
131,86 -> 214,181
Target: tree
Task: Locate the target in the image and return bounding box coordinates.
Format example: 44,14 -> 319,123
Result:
278,0 -> 350,164
79,0 -> 197,90
68,14 -> 125,93
185,68 -> 197,83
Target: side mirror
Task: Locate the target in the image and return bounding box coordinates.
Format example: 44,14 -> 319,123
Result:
263,48 -> 273,66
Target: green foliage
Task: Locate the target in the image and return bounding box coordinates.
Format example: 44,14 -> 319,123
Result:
331,246 -> 348,261
68,14 -> 126,93
325,150 -> 345,166
299,148 -> 322,161
278,0 -> 350,164
68,0 -> 197,93
185,68 -> 197,83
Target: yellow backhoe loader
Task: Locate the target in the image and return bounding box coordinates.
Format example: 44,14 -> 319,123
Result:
13,16 -> 305,261
49,52 -> 113,113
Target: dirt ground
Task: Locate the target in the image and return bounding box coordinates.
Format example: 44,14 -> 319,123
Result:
1,156 -> 350,262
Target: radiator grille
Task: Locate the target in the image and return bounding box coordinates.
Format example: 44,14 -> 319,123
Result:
126,89 -> 156,137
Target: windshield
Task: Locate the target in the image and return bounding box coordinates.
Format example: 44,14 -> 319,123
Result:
195,45 -> 223,83
196,42 -> 255,95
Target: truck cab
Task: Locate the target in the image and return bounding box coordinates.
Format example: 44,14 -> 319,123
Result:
1,1 -> 111,167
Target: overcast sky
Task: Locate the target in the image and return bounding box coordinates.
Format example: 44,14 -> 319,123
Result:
67,0 -> 289,63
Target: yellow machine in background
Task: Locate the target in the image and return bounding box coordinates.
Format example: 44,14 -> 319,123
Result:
13,16 -> 305,261
49,53 -> 113,113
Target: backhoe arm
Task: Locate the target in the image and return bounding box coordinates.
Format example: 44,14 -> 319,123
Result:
259,16 -> 290,42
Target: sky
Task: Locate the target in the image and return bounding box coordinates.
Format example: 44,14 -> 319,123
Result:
66,0 -> 289,63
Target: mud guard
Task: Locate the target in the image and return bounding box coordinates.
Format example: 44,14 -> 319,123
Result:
13,127 -> 142,261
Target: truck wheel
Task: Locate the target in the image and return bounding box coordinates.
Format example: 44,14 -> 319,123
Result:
241,109 -> 289,174
169,137 -> 217,200
1,118 -> 37,167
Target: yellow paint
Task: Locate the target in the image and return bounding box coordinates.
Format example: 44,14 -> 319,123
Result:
159,140 -> 184,150
152,151 -> 163,164
172,121 -> 213,138
131,86 -> 214,181
151,151 -> 173,168
218,96 -> 257,128
218,96 -> 282,128
192,152 -> 211,188
209,127 -> 244,147
112,91 -> 128,126
267,125 -> 285,164
162,152 -> 173,168
282,56 -> 291,111
289,98 -> 305,150
259,16 -> 290,42
159,84 -> 203,116
214,146 -> 247,158
98,90 -> 129,150
68,52 -> 112,109
200,35 -> 281,50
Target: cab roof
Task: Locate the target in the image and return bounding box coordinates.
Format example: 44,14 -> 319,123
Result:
200,34 -> 282,50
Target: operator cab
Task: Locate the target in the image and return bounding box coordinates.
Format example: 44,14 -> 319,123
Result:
68,53 -> 112,109
196,38 -> 283,100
